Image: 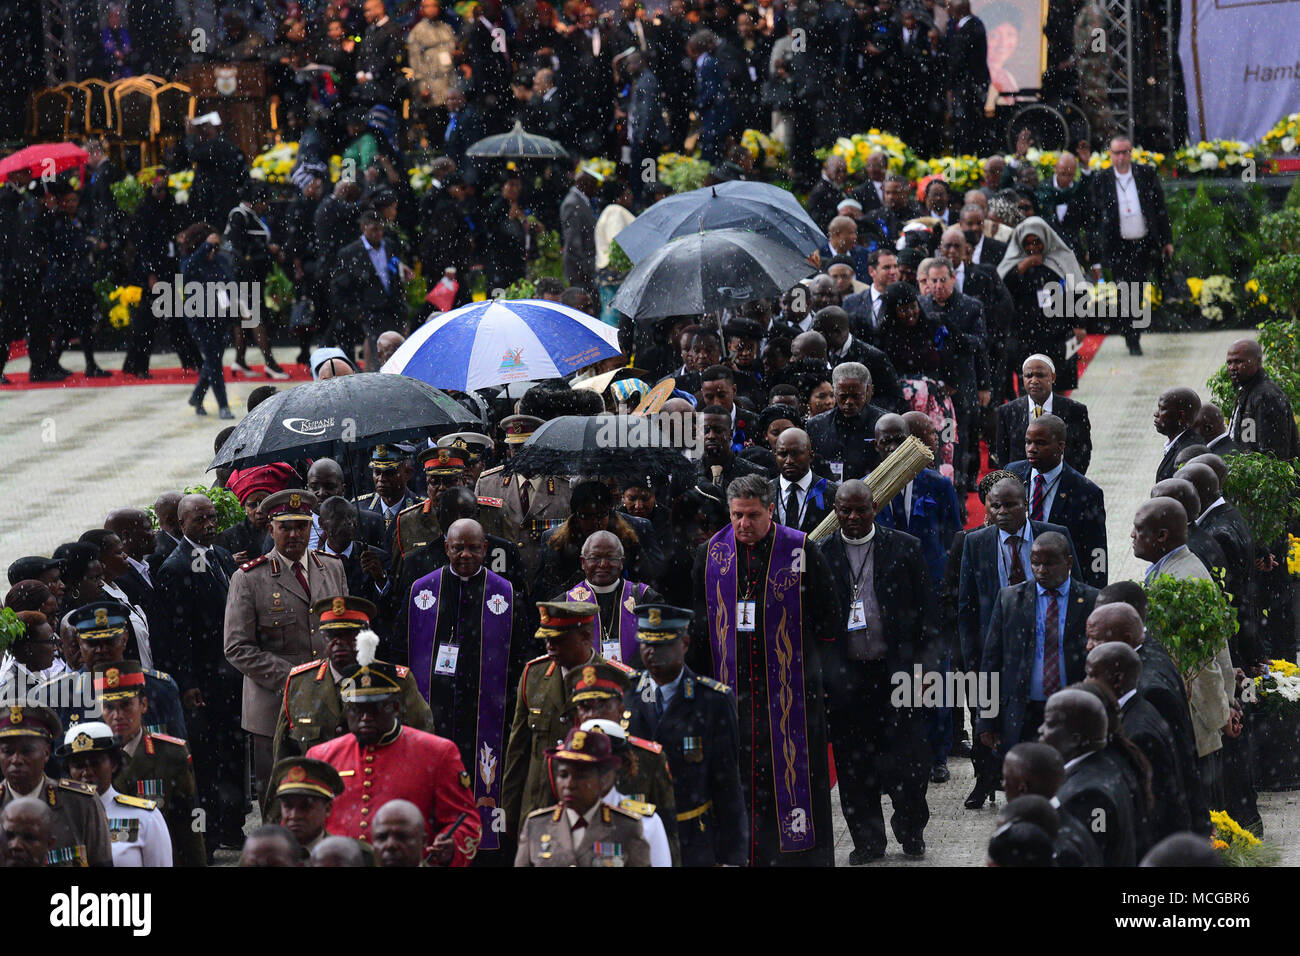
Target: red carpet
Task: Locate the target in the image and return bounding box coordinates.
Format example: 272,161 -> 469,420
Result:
0,362 -> 312,390
961,334 -> 1106,530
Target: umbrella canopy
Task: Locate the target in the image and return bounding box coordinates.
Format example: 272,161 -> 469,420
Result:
0,142 -> 88,183
613,180 -> 826,264
611,229 -> 817,322
208,374 -> 478,470
466,121 -> 568,159
505,415 -> 693,482
382,298 -> 622,392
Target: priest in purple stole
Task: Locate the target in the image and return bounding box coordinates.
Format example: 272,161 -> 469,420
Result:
692,474 -> 841,866
406,519 -> 531,865
562,530 -> 663,666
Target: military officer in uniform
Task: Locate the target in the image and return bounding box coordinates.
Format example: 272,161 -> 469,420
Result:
582,718 -> 675,866
272,597 -> 434,768
502,601 -> 603,833
623,604 -> 748,866
58,721 -> 173,867
0,705 -> 113,866
390,446 -> 472,578
439,431 -> 495,486
306,650 -> 481,863
95,661 -> 206,867
40,601 -> 187,738
564,660 -> 680,864
355,444 -> 423,549
267,756 -> 374,863
475,415 -> 572,583
515,726 -> 651,867
224,488 -> 349,800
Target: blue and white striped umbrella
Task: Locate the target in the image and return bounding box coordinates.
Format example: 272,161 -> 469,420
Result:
381,299 -> 622,392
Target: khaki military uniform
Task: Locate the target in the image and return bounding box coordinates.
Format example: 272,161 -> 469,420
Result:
0,776 -> 113,867
501,652 -> 605,833
474,467 -> 571,583
223,549 -> 349,737
271,659 -> 437,766
515,802 -> 651,866
116,731 -> 206,867
391,499 -> 441,570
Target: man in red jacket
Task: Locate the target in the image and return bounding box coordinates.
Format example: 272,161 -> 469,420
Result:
307,646 -> 480,865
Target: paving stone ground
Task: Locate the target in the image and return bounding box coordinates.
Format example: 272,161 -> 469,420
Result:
3,331 -> 1295,865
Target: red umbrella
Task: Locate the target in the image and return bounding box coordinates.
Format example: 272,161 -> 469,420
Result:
0,142 -> 89,183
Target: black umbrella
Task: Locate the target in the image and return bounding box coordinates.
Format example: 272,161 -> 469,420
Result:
613,180 -> 826,264
611,228 -> 817,322
208,374 -> 479,470
466,121 -> 569,159
505,415 -> 693,482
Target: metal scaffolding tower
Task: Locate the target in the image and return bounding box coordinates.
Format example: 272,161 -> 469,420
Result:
41,0 -> 80,85
1101,0 -> 1135,141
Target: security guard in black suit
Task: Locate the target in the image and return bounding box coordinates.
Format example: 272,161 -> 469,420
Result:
622,604 -> 748,867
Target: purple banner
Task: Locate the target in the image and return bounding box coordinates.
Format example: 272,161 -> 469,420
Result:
704,524 -> 815,853
566,580 -> 647,664
407,567 -> 514,851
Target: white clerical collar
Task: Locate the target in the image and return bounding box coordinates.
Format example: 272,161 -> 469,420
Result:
1118,689 -> 1137,709
587,579 -> 620,594
841,525 -> 876,545
781,470 -> 813,493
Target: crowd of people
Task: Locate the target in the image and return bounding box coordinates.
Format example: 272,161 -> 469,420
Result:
1,324 -> 1294,866
0,0 -> 1282,870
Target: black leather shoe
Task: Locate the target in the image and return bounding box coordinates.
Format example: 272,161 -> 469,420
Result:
848,847 -> 886,865
1128,342 -> 1143,356
964,784 -> 993,809
902,840 -> 926,858
951,739 -> 972,758
930,763 -> 950,783
84,364 -> 112,378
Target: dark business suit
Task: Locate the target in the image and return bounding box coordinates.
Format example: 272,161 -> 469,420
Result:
1198,502 -> 1262,666
1053,808 -> 1104,866
1121,691 -> 1192,841
972,237 -> 1007,268
1056,748 -> 1139,866
770,472 -> 837,535
694,51 -> 735,162
873,469 -> 962,588
1006,460 -> 1108,589
946,15 -> 989,154
153,539 -> 244,847
1155,428 -> 1205,483
1136,637 -> 1211,835
329,237 -> 409,347
1206,433 -> 1244,458
819,526 -> 939,854
977,579 -> 1098,748
1088,163 -> 1172,348
994,394 -> 1093,474
829,336 -> 904,413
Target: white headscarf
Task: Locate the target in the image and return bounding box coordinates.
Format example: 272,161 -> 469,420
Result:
997,216 -> 1083,283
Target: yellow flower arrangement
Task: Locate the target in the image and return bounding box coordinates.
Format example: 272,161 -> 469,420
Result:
251,142 -> 300,184
167,169 -> 193,205
1260,111 -> 1300,155
828,130 -> 922,178
582,157 -> 616,181
107,285 -> 143,330
1087,147 -> 1167,172
741,129 -> 787,169
1269,657 -> 1300,676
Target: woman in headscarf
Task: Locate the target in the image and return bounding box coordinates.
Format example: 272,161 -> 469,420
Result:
880,281 -> 959,481
755,403 -> 802,450
997,215 -> 1087,390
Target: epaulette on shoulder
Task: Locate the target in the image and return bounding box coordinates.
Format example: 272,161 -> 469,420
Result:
57,778 -> 97,796
395,664 -> 410,678
526,805 -> 556,820
289,659 -> 323,677
480,464 -> 505,477
314,549 -> 342,561
240,554 -> 269,573
607,802 -> 642,820
606,659 -> 634,674
114,793 -> 158,811
697,676 -> 731,694
477,495 -> 504,508
147,732 -> 187,748
397,500 -> 426,518
628,734 -> 662,754
525,653 -> 551,668
619,797 -> 655,817
144,668 -> 174,684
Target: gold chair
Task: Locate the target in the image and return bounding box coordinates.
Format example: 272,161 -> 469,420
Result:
113,79 -> 159,164
56,82 -> 89,135
81,78 -> 114,135
153,81 -> 195,155
30,87 -> 72,140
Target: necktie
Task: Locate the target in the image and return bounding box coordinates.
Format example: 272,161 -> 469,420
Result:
1030,474 -> 1047,521
293,561 -> 309,595
872,296 -> 883,328
1007,536 -> 1026,585
1033,404 -> 1044,418
445,113 -> 457,142
892,491 -> 907,526
655,686 -> 665,717
210,551 -> 228,587
518,479 -> 531,517
784,483 -> 800,527
1042,588 -> 1061,694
